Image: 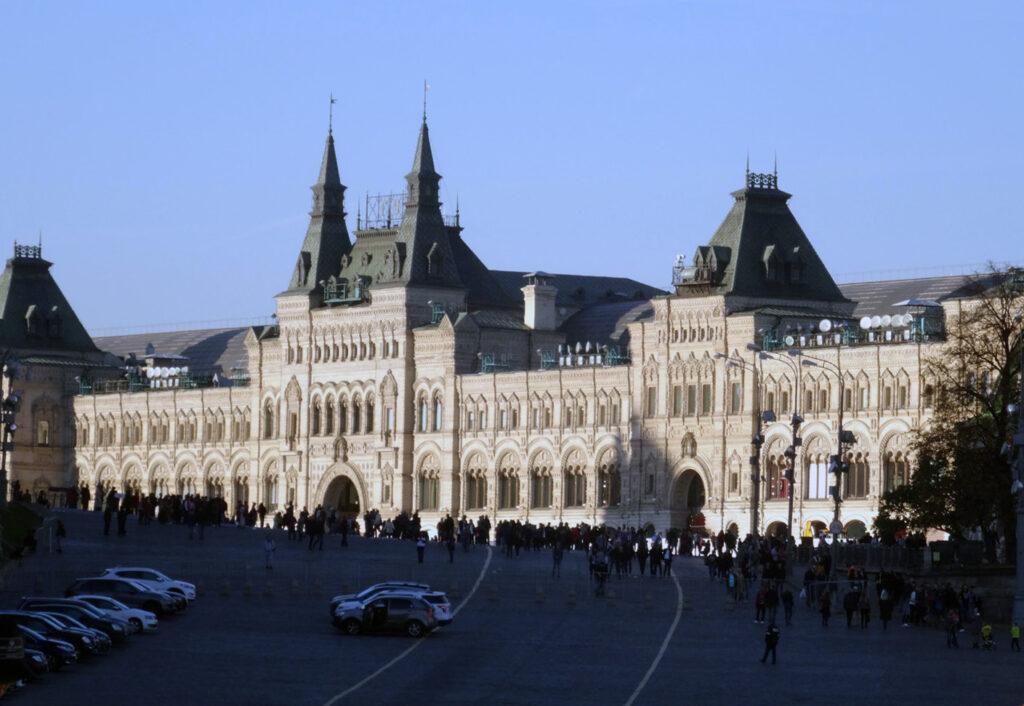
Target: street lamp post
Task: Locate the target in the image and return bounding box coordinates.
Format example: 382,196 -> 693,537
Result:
760,350 -> 804,545
789,348 -> 856,579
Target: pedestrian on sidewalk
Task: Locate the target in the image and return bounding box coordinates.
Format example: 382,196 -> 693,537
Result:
760,622 -> 780,665
416,533 -> 427,564
55,520 -> 66,554
754,584 -> 767,624
781,587 -> 794,626
1012,622 -> 1021,652
264,532 -> 276,570
552,542 -> 564,578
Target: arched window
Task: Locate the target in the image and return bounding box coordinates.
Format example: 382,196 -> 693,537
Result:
804,437 -> 830,500
418,454 -> 440,511
432,394 -> 443,432
419,394 -> 428,433
351,397 -> 361,434
884,450 -> 909,492
844,451 -> 869,498
366,394 -> 375,433
766,453 -> 788,499
596,448 -> 621,507
563,448 -> 586,507
324,398 -> 335,435
465,453 -> 487,510
263,400 -> 275,439
311,399 -> 322,436
339,398 -> 348,434
497,453 -> 520,510
530,450 -> 553,508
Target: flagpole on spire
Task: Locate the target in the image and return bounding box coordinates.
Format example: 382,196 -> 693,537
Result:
423,80 -> 429,123
329,92 -> 337,135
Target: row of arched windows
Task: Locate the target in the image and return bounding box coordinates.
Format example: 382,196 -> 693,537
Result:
80,411 -> 249,448
760,442 -> 910,500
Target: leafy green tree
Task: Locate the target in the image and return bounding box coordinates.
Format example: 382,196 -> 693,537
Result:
874,267 -> 1024,562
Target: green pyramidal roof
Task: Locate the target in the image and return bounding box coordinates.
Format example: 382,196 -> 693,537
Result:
676,173 -> 848,304
0,245 -> 98,353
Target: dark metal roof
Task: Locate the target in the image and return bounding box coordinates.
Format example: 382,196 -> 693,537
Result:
559,300 -> 654,347
489,271 -> 665,309
837,273 -> 1008,317
94,327 -> 250,377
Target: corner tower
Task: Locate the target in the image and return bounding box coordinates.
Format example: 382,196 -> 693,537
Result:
283,129 -> 352,299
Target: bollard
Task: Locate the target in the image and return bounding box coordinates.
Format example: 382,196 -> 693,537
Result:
567,589 -> 577,605
264,581 -> 274,597
535,587 -> 545,604
606,589 -> 616,607
243,581 -> 253,597
290,580 -> 300,596
644,594 -> 653,610
488,586 -> 499,603
220,580 -> 230,597
682,594 -> 693,612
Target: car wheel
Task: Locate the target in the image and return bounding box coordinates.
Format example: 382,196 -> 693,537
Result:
341,619 -> 361,636
406,620 -> 425,638
130,617 -> 143,631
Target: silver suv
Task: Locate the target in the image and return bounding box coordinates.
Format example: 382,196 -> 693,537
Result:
333,593 -> 438,637
329,582 -> 430,616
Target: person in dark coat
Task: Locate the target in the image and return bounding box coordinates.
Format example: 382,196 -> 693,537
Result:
760,623 -> 780,664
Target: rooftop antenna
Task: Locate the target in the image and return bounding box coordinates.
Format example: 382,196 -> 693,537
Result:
423,80 -> 430,122
356,202 -> 361,230
456,194 -> 460,228
745,151 -> 750,178
774,152 -> 778,179
329,92 -> 337,135
38,229 -> 42,250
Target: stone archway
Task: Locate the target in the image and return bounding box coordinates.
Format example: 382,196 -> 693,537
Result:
324,476 -> 361,518
670,468 -> 706,531
315,463 -> 366,519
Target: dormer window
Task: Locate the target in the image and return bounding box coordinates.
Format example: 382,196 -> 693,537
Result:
426,242 -> 442,278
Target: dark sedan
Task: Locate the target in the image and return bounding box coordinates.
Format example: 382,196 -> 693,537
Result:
17,625 -> 77,670
18,598 -> 129,645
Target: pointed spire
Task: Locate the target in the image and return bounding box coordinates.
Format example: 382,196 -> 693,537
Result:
317,132 -> 342,192
405,118 -> 440,208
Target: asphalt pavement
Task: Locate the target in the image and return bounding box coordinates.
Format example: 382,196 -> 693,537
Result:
2,509 -> 1022,705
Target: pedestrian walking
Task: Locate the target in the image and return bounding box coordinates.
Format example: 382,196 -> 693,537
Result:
552,542 -> 564,578
754,585 -> 767,624
264,532 -> 276,569
760,622 -> 780,665
416,533 -> 427,564
1012,622 -> 1021,652
55,520 -> 67,554
879,588 -> 893,631
820,590 -> 832,627
781,588 -> 794,626
946,610 -> 959,648
859,591 -> 871,629
446,535 -> 455,563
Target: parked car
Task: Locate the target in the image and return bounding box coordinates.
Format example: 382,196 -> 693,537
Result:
97,567 -> 196,602
333,594 -> 438,637
21,648 -> 49,681
18,598 -> 130,644
16,626 -> 76,670
329,582 -> 431,615
35,612 -> 110,655
72,595 -> 158,633
1,612 -> 94,659
65,578 -> 182,616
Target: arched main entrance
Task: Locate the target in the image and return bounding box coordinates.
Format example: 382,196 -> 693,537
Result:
670,468 -> 706,531
324,475 -> 361,519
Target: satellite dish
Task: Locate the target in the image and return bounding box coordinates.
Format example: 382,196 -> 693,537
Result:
891,314 -> 904,326
870,316 -> 882,329
881,315 -> 892,327
819,319 -> 832,333
859,316 -> 872,330
784,335 -> 795,347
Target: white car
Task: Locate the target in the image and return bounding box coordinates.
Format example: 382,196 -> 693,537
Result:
332,589 -> 452,626
74,594 -> 159,633
97,567 -> 197,602
329,582 -> 431,616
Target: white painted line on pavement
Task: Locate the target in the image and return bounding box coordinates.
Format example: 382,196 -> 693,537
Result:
321,544 -> 494,706
623,572 -> 683,706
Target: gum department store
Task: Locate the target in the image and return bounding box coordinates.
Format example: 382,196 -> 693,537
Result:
2,118 -> 974,539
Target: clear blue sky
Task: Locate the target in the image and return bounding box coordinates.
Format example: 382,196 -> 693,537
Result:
2,1 -> 1021,333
